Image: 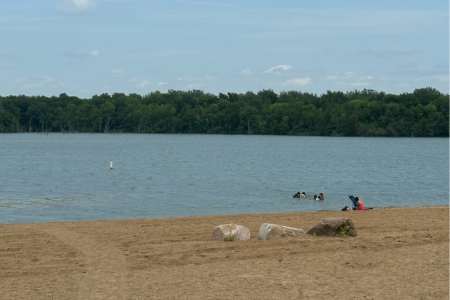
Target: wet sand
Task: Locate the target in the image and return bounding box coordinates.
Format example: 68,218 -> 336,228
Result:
0,206 -> 448,299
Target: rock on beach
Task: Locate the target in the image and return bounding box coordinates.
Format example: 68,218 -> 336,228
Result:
212,224 -> 251,241
307,218 -> 356,237
258,223 -> 306,240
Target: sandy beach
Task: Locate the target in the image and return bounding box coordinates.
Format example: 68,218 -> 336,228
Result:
0,206 -> 448,299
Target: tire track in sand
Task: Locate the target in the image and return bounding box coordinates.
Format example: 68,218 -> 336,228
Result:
44,225 -> 131,299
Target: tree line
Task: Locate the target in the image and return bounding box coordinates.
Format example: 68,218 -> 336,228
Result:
0,87 -> 448,137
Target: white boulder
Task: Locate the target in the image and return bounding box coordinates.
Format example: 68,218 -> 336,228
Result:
258,223 -> 306,240
212,224 -> 251,241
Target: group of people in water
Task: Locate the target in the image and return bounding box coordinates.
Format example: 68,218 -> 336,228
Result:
293,192 -> 324,201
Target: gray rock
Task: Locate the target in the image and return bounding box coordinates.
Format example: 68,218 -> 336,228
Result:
212,224 -> 250,241
258,223 -> 306,240
307,218 -> 356,237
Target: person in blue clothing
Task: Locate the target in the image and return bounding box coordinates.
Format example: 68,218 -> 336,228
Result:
349,195 -> 358,208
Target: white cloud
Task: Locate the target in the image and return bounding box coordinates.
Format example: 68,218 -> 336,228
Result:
158,82 -> 168,86
391,62 -> 449,77
325,71 -> 374,88
16,76 -> 64,90
349,82 -> 370,87
90,50 -> 99,56
43,76 -> 55,83
170,0 -> 237,9
21,83 -> 39,89
205,76 -> 218,82
237,9 -> 447,42
362,47 -> 415,58
326,71 -> 356,81
187,83 -> 203,89
177,77 -> 193,81
416,75 -> 449,83
136,80 -> 150,88
64,50 -> 100,59
111,69 -> 122,75
264,65 -> 292,73
58,0 -> 97,13
344,71 -> 354,77
284,77 -> 311,86
240,69 -> 252,76
152,49 -> 186,59
177,76 -> 218,82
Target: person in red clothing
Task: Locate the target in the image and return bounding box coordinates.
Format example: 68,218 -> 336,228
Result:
348,195 -> 371,210
355,197 -> 369,210
355,197 -> 364,210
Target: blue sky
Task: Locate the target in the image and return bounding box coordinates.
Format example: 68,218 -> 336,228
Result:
0,0 -> 448,98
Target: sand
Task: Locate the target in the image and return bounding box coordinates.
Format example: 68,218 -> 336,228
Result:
0,206 -> 448,300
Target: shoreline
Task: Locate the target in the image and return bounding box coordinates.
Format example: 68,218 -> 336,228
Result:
2,132 -> 450,138
1,204 -> 449,226
0,206 -> 448,299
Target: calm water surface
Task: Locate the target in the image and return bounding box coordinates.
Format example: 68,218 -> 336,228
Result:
0,134 -> 448,224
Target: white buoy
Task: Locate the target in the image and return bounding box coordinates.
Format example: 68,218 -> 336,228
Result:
110,161 -> 113,169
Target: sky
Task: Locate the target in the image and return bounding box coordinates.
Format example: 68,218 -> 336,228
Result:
0,0 -> 448,98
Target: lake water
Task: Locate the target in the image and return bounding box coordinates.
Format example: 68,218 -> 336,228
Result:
0,134 -> 448,224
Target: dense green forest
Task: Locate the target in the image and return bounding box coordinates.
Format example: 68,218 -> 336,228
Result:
0,87 -> 448,136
